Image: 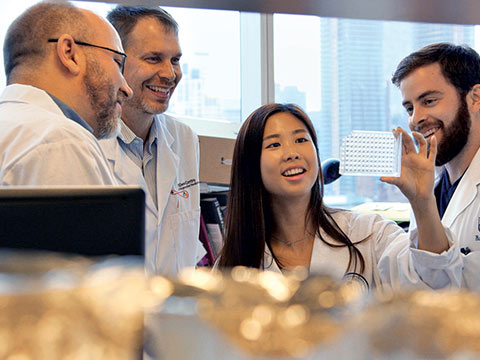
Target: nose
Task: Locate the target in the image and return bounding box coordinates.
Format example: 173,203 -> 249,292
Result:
283,142 -> 301,161
119,77 -> 133,101
157,61 -> 176,82
409,107 -> 426,131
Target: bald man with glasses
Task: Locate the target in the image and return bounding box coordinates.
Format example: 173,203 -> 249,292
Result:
0,1 -> 132,186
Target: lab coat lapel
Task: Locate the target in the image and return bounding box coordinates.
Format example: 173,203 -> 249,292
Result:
442,148 -> 480,228
105,138 -> 157,215
155,116 -> 179,222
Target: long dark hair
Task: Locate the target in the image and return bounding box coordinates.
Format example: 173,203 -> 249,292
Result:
218,103 -> 365,273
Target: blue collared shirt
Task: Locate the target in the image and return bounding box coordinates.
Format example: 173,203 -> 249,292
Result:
117,119 -> 158,209
435,169 -> 463,219
47,93 -> 94,134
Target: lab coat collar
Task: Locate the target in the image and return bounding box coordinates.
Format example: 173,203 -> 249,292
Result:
47,93 -> 94,134
442,147 -> 480,227
0,84 -> 66,119
104,135 -> 146,183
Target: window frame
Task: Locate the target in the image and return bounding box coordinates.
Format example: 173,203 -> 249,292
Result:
95,0 -> 480,26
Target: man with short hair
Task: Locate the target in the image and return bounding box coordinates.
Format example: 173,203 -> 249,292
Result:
391,42 -> 480,289
0,1 -> 132,185
100,6 -> 203,276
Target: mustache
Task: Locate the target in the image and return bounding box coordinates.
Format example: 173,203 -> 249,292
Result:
413,120 -> 443,134
117,89 -> 131,103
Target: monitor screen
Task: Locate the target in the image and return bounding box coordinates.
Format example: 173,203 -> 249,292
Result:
0,186 -> 145,257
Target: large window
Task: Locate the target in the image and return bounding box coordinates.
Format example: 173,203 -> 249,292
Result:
165,7 -> 241,123
1,2 -> 479,206
273,14 -> 476,207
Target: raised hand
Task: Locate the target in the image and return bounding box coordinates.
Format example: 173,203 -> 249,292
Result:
381,127 -> 448,253
381,127 -> 437,208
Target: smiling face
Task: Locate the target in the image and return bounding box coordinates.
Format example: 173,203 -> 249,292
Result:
122,17 -> 182,119
260,112 -> 319,202
400,62 -> 472,166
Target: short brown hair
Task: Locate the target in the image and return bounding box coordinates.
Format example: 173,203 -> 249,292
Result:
392,42 -> 480,97
107,6 -> 178,50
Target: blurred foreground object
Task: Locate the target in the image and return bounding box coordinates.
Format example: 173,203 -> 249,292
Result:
146,266 -> 367,359
358,290 -> 480,359
0,251 -> 146,360
147,267 -> 480,360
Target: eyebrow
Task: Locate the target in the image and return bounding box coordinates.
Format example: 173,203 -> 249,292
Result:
402,90 -> 443,107
263,128 -> 308,141
145,51 -> 182,58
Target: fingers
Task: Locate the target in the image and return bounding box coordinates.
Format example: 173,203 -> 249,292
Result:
411,131 -> 437,163
411,131 -> 428,157
395,127 -> 434,161
380,176 -> 397,185
393,127 -> 414,155
429,134 -> 438,163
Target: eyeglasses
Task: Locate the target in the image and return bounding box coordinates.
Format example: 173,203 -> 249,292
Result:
48,38 -> 127,74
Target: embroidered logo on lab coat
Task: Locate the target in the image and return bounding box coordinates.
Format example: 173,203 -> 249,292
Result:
171,189 -> 189,199
171,179 -> 198,199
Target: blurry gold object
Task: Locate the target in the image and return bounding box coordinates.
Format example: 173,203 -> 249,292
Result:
156,266 -> 366,358
359,290 -> 480,358
0,251 -> 146,360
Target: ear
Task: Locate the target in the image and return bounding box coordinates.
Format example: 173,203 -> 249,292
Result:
54,34 -> 82,76
468,84 -> 480,114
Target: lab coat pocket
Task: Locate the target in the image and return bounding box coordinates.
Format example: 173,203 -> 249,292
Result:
167,207 -> 201,271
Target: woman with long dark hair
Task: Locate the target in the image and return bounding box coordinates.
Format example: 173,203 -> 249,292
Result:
218,103 -> 461,290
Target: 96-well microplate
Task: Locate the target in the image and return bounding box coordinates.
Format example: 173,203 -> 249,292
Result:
339,130 -> 402,177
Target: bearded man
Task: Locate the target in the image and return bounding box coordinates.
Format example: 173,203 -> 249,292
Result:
391,43 -> 480,290
0,1 -> 132,185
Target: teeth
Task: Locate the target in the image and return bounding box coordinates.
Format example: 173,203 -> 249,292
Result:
146,85 -> 169,94
283,168 -> 305,176
423,127 -> 439,138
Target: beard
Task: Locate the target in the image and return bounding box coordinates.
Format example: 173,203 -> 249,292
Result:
83,58 -> 120,139
434,96 -> 471,166
141,96 -> 169,115
125,87 -> 170,116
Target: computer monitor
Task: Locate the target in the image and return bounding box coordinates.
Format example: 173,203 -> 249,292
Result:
0,186 -> 145,257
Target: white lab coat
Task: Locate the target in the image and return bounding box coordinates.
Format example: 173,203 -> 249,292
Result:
100,114 -> 203,276
409,148 -> 480,290
0,84 -> 116,185
265,210 -> 462,292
